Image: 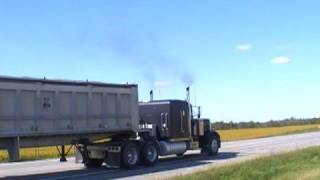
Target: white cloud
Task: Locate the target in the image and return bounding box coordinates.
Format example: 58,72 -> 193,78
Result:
235,43 -> 253,51
271,56 -> 291,64
154,80 -> 172,87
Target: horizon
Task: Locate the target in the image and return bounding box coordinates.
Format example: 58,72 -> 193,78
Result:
1,1 -> 320,122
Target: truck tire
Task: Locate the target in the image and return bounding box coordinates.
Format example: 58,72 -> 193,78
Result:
207,137 -> 219,156
121,142 -> 140,169
141,141 -> 159,166
84,158 -> 103,168
202,132 -> 220,156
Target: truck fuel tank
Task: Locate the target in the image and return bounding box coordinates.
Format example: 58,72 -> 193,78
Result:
159,141 -> 187,156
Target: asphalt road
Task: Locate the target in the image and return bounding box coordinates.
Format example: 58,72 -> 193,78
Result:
1,131 -> 320,180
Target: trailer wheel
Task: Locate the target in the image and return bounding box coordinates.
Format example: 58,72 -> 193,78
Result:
121,142 -> 140,169
141,141 -> 158,166
84,158 -> 103,168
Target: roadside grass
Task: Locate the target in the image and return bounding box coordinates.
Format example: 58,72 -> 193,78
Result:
0,124 -> 319,162
217,124 -> 320,141
174,146 -> 320,180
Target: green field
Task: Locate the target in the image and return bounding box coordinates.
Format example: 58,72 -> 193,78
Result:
174,146 -> 320,180
217,124 -> 320,141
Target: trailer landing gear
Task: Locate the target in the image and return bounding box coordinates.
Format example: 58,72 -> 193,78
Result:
7,137 -> 20,162
56,145 -> 73,162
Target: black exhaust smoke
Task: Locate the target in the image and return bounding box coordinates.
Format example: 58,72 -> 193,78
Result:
107,29 -> 195,87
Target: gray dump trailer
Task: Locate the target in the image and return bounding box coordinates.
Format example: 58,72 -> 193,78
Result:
0,76 -> 220,169
0,76 -> 139,161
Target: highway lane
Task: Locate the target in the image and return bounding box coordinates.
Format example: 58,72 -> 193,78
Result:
1,131 -> 320,180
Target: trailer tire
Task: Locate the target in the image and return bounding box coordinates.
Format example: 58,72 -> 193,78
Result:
121,142 -> 140,169
141,141 -> 159,166
84,158 -> 103,168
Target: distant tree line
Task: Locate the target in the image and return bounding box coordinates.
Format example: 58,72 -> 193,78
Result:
212,117 -> 320,130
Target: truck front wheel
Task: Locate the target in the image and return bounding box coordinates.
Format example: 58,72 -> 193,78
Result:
141,141 -> 158,166
121,142 -> 140,169
207,137 -> 219,155
201,133 -> 220,156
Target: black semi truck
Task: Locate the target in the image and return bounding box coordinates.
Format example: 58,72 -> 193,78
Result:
76,87 -> 221,169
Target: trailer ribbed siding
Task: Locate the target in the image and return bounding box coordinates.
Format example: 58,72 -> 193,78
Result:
0,76 -> 139,139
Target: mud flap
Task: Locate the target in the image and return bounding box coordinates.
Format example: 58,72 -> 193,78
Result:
105,152 -> 121,168
75,147 -> 83,164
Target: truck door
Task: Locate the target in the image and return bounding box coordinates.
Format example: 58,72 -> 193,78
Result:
161,112 -> 169,136
170,101 -> 190,139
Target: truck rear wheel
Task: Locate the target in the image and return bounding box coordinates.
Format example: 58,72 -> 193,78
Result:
141,141 -> 158,166
121,142 -> 140,169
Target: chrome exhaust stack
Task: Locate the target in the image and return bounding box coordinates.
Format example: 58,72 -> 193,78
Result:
186,86 -> 192,139
150,90 -> 154,102
186,86 -> 190,103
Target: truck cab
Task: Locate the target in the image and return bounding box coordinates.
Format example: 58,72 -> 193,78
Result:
138,99 -> 221,162
139,100 -> 191,141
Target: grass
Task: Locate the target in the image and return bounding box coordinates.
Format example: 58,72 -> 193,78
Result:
0,124 -> 319,162
174,146 -> 320,180
0,145 -> 75,162
217,124 -> 320,141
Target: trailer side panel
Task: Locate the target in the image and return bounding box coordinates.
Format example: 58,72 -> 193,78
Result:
0,77 -> 139,139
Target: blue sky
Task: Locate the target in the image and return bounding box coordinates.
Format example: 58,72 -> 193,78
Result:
0,0 -> 320,122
